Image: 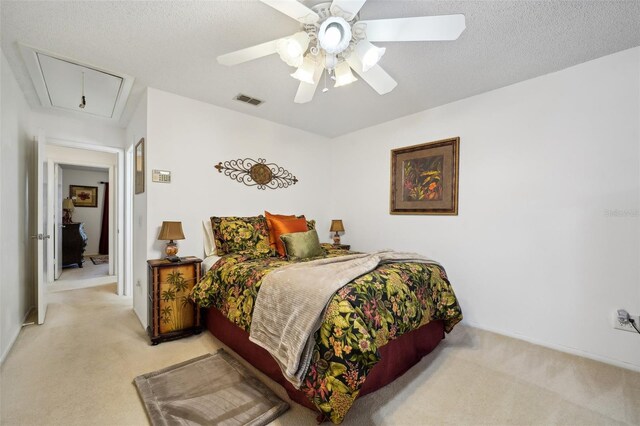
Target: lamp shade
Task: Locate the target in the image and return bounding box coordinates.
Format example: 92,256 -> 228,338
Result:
318,17 -> 352,55
276,31 -> 310,67
62,198 -> 75,211
330,220 -> 345,233
158,221 -> 185,241
334,61 -> 357,87
354,39 -> 386,72
291,55 -> 316,84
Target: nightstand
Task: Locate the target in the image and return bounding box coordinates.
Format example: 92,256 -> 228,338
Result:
332,244 -> 351,250
147,257 -> 203,345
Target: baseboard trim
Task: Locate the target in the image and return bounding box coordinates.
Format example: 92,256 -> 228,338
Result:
463,320 -> 640,373
1,307 -> 34,365
134,305 -> 146,330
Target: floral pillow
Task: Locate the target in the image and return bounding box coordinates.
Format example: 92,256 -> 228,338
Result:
210,216 -> 272,257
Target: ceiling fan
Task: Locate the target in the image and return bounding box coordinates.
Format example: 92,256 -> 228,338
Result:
217,0 -> 465,103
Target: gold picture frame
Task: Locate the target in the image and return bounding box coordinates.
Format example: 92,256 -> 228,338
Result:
390,137 -> 459,215
135,138 -> 145,194
70,185 -> 98,208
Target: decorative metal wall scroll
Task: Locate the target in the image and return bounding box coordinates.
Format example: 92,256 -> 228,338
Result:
214,158 -> 298,189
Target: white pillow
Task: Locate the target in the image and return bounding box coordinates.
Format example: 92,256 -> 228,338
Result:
202,219 -> 216,257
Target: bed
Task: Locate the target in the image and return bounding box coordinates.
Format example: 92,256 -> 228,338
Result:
193,216 -> 462,424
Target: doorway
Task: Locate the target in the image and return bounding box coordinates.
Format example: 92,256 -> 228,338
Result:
38,138 -> 126,306
54,164 -> 112,287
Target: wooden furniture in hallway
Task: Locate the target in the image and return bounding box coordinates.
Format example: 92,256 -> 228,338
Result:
62,222 -> 88,268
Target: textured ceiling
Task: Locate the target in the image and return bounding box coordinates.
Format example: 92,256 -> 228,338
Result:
2,1 -> 639,137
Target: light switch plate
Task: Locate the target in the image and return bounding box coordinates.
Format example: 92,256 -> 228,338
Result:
152,169 -> 171,183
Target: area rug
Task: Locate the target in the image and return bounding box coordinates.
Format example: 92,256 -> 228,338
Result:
90,255 -> 108,265
134,349 -> 289,426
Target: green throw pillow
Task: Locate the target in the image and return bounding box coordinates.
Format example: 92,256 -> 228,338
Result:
280,229 -> 325,260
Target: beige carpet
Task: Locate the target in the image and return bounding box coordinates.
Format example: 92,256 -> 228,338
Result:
58,260 -> 109,281
1,284 -> 639,426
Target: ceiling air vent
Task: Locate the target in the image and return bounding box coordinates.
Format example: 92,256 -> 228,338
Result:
234,94 -> 264,106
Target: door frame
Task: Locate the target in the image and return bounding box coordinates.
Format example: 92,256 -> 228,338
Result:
125,145 -> 134,296
54,163 -> 63,280
44,138 -> 126,296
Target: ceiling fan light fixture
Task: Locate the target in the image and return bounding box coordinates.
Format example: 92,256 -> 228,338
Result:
290,55 -> 316,84
318,17 -> 352,54
355,39 -> 386,72
325,54 -> 337,70
333,61 -> 357,87
217,1 -> 466,104
276,31 -> 310,67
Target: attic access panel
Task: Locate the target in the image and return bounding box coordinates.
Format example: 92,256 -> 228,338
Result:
37,53 -> 122,118
19,45 -> 134,121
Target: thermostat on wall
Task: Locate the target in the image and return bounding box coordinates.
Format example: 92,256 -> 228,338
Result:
152,169 -> 171,183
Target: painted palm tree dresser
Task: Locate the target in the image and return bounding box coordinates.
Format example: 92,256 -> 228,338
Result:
147,257 -> 202,345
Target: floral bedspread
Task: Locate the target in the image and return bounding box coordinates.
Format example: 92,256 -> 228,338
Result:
192,245 -> 462,424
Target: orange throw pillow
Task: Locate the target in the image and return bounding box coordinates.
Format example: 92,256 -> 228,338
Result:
265,211 -> 295,250
270,216 -> 308,256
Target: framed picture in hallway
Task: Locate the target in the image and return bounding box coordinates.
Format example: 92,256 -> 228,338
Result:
70,185 -> 98,208
135,138 -> 145,194
390,137 -> 460,215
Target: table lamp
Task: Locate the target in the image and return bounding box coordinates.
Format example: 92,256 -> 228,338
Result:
62,198 -> 75,224
158,221 -> 185,262
330,220 -> 345,245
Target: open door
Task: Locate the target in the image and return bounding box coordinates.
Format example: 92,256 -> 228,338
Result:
54,164 -> 63,280
34,134 -> 50,324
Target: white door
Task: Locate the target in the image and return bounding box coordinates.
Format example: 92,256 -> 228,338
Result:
54,164 -> 63,280
35,134 -> 50,324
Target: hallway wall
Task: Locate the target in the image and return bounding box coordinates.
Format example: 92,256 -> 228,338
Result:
1,51 -> 33,362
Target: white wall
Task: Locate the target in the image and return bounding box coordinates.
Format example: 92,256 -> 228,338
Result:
128,88 -> 331,328
125,91 -> 147,325
32,111 -> 125,149
330,47 -> 640,370
61,167 -> 109,255
1,52 -> 33,362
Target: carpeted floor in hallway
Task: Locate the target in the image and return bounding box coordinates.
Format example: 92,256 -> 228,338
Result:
1,283 -> 639,425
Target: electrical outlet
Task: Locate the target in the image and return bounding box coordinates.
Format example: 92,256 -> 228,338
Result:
613,311 -> 640,333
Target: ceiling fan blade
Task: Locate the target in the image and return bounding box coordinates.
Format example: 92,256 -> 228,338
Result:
260,0 -> 320,24
360,14 -> 466,42
346,55 -> 397,95
294,62 -> 324,103
330,0 -> 367,21
217,39 -> 280,66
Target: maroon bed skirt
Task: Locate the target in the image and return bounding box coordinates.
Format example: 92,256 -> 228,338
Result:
205,307 -> 445,412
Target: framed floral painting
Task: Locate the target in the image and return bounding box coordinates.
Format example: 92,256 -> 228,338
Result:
390,137 -> 459,215
70,185 -> 98,208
